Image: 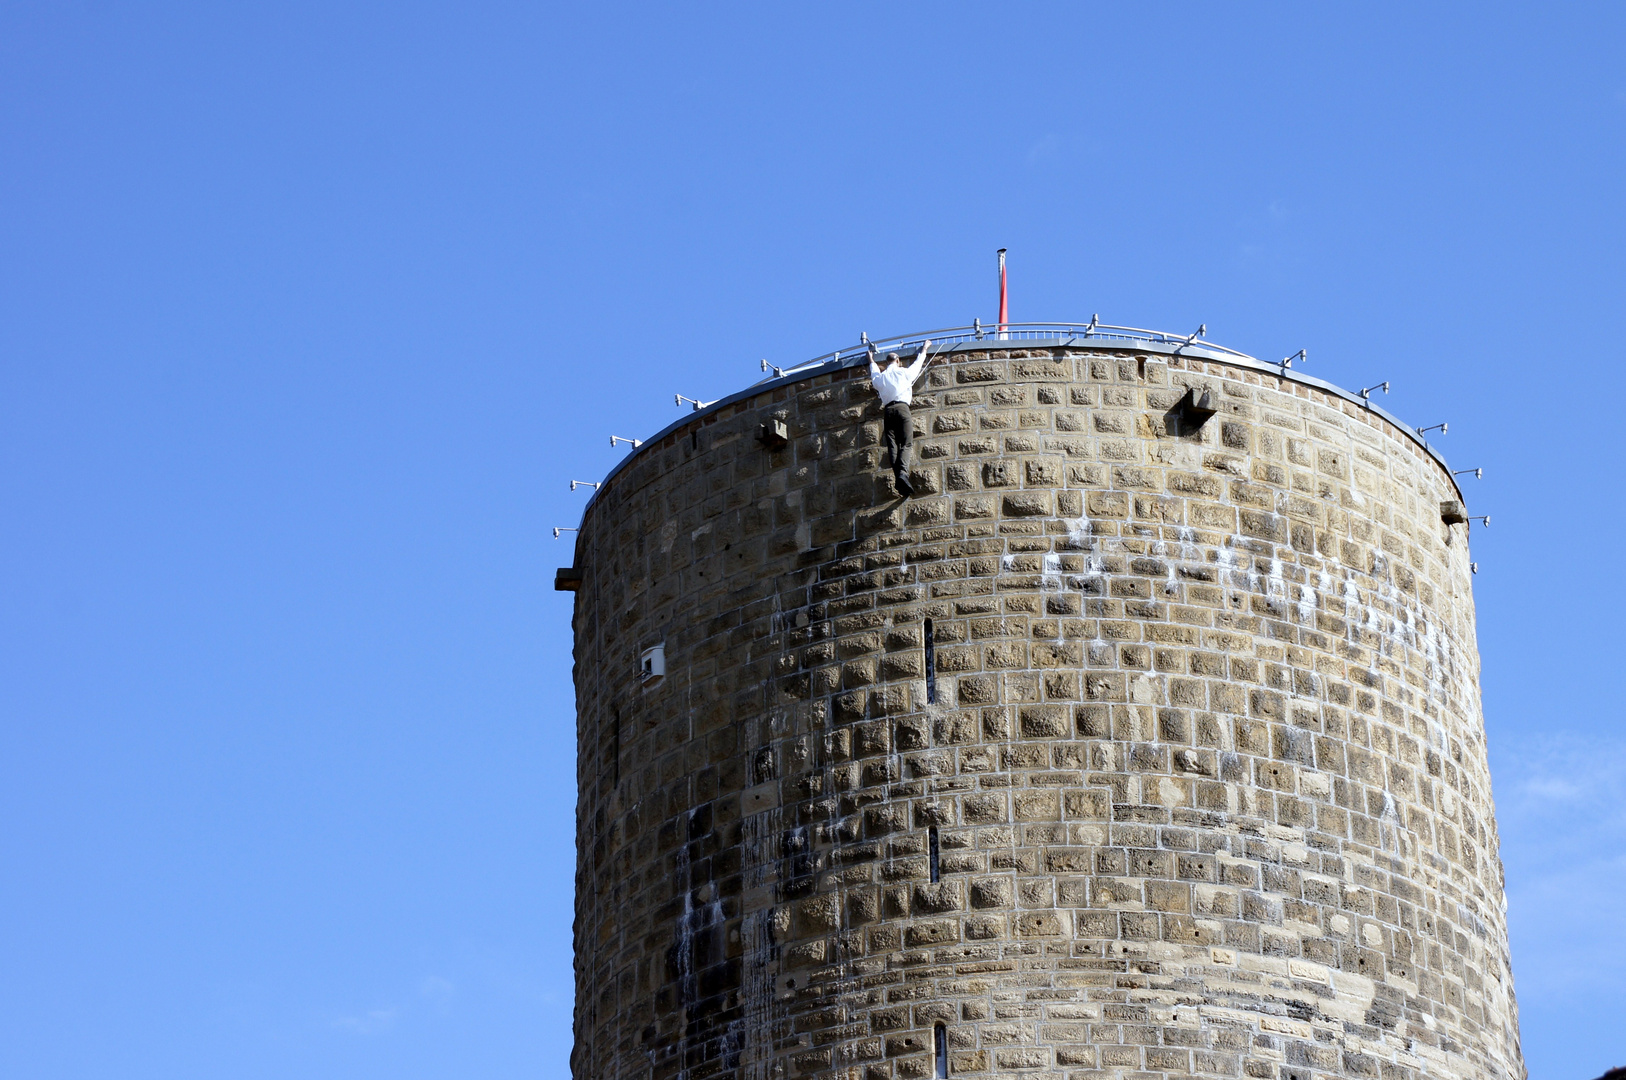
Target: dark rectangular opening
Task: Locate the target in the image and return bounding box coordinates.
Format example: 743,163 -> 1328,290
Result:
929,825 -> 940,883
611,708 -> 621,786
934,1023 -> 948,1077
924,618 -> 936,704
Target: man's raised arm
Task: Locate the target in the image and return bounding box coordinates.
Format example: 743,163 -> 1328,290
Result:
902,340 -> 933,383
867,343 -> 881,379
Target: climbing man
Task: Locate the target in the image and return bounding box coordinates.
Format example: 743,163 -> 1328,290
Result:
867,339 -> 937,498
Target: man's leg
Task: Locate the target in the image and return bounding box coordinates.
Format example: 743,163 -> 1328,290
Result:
882,403 -> 901,474
886,402 -> 914,496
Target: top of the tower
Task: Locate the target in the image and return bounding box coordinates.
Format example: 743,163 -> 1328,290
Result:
588,320 -> 1462,504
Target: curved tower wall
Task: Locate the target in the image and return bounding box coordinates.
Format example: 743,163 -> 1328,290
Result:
566,344 -> 1521,1080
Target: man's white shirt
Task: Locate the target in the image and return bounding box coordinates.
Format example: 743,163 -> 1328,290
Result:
869,354 -> 928,405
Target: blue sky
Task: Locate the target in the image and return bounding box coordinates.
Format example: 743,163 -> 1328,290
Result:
1,4 -> 1622,1078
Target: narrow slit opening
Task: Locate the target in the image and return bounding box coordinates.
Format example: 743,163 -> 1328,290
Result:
924,618 -> 936,705
929,825 -> 940,883
611,707 -> 621,786
934,1023 -> 948,1077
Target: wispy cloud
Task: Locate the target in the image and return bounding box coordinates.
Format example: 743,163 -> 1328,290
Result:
1498,733 -> 1626,829
1026,133 -> 1059,165
419,976 -> 456,1014
1234,200 -> 1301,270
1496,732 -> 1626,999
331,1008 -> 397,1035
329,975 -> 457,1034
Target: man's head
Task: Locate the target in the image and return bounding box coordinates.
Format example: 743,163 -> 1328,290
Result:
884,351 -> 901,368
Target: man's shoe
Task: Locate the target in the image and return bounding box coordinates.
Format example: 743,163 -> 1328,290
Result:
894,474 -> 914,498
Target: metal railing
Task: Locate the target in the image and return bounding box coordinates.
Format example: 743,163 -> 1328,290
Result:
577,316 -> 1469,522
756,320 -> 1257,383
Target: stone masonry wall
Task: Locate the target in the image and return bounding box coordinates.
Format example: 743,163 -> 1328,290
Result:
565,346 -> 1522,1080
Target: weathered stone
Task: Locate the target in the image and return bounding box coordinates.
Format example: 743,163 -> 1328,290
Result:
566,345 -> 1513,1080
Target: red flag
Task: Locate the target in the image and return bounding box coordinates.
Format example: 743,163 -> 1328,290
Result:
997,248 -> 1008,334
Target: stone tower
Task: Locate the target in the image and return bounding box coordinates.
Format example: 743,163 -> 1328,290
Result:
559,326 -> 1522,1080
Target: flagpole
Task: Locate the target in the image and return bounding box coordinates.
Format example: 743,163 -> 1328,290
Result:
997,249 -> 1008,339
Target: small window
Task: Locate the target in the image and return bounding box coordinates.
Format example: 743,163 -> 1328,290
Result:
640,644 -> 665,683
929,826 -> 940,883
934,1024 -> 948,1077
924,618 -> 936,704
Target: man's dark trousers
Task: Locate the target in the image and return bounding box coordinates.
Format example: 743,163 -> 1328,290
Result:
883,401 -> 914,496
